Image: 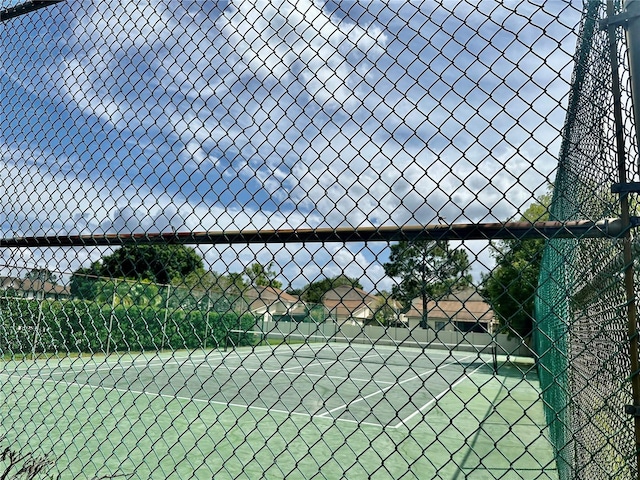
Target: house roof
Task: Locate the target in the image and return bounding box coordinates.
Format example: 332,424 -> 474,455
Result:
406,288 -> 495,323
244,285 -> 299,309
0,276 -> 70,296
322,286 -> 380,319
323,285 -> 374,302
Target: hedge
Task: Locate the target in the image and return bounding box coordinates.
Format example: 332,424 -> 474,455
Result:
0,298 -> 256,355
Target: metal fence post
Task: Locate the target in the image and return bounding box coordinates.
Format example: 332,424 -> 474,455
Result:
621,1 -> 640,475
626,0 -> 640,170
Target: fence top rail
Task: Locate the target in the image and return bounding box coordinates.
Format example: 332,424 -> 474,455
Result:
0,0 -> 64,22
0,218 -> 627,247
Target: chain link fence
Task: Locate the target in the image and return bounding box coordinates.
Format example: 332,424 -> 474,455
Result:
0,0 -> 636,479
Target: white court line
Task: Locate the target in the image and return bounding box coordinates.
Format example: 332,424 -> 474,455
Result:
392,362 -> 487,429
27,361 -> 182,377
3,350 -> 487,429
250,351 -> 401,374
260,369 -> 395,385
39,361 -> 224,376
153,351 -> 405,387
0,371 -> 387,429
318,353 -> 478,418
12,346 -> 462,385
9,344 -> 466,386
270,357 -> 348,373
8,350 -> 243,375
5,357 -> 201,374
39,358 -> 395,386
32,344 -> 451,374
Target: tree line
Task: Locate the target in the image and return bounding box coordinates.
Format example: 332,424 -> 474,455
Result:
66,243 -> 472,323
60,188 -> 549,338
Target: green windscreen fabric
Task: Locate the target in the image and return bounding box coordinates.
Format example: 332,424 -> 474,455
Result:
536,1 -> 638,478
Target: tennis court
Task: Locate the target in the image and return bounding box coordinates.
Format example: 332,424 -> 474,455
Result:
0,340 -> 557,479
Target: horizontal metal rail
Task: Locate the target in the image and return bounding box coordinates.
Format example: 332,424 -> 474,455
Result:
0,0 -> 64,22
0,218 -> 630,247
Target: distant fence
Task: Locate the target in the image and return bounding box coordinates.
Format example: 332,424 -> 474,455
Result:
260,320 -> 533,358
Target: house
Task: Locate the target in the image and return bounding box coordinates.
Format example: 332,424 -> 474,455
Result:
244,285 -> 304,322
322,285 -> 381,326
0,276 -> 71,300
405,288 -> 498,333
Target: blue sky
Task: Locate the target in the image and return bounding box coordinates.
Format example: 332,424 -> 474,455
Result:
0,0 -> 582,290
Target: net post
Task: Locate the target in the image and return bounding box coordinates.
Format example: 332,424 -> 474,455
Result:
492,344 -> 498,375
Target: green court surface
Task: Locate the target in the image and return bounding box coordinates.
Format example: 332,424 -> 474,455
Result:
0,345 -> 557,479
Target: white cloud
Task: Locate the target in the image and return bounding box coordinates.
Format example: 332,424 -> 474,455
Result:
30,0 -> 568,233
0,0 -> 582,289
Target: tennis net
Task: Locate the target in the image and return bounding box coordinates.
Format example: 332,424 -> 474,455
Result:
226,329 -> 499,372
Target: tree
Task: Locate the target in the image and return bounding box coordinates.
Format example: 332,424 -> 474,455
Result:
25,268 -> 57,285
371,291 -> 401,326
95,279 -> 162,307
288,275 -> 363,304
383,240 -> 471,328
179,269 -> 221,295
243,262 -> 282,289
172,270 -> 247,312
481,193 -> 551,338
70,245 -> 204,300
94,244 -> 204,284
70,266 -> 100,299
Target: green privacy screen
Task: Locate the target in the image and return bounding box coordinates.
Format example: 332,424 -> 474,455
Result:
536,1 -> 640,479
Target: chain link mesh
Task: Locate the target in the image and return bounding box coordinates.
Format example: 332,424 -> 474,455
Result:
0,0 -> 633,479
536,1 -> 639,479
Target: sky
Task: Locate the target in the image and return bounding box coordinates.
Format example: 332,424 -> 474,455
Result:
0,0 -> 583,291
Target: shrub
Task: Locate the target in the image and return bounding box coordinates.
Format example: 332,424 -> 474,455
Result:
0,298 -> 255,356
